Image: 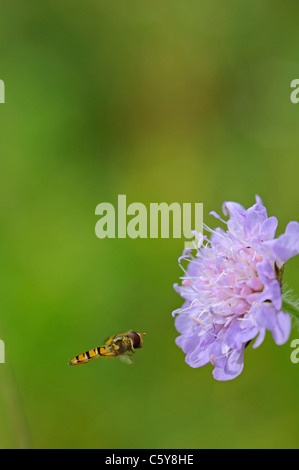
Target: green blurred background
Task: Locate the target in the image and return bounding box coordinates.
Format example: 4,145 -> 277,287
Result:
0,0 -> 298,449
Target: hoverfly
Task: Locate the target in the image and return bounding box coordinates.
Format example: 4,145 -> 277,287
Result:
68,330 -> 145,366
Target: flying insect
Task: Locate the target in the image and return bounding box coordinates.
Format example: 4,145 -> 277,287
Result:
69,330 -> 145,366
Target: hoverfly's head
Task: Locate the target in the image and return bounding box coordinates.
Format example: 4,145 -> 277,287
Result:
128,331 -> 146,350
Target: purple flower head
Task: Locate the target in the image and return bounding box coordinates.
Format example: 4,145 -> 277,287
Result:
173,196 -> 299,381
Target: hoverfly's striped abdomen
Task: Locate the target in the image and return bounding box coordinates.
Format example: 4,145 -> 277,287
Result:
69,347 -> 111,366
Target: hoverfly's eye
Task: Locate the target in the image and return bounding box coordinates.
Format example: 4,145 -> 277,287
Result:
129,331 -> 142,349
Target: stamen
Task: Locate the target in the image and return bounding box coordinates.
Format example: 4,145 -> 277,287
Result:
190,316 -> 206,326
210,349 -> 231,365
203,223 -> 227,240
209,211 -> 228,225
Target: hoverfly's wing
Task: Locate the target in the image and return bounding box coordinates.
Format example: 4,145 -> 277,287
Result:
119,355 -> 133,365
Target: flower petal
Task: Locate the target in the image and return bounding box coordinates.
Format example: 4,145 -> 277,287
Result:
271,311 -> 291,345
259,216 -> 278,241
264,221 -> 299,267
212,347 -> 245,381
225,319 -> 259,350
252,328 -> 266,348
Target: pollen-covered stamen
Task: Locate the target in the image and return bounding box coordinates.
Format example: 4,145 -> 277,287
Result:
190,316 -> 206,326
190,316 -> 220,339
182,239 -> 262,321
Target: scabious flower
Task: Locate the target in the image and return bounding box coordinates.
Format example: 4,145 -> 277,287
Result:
173,196 -> 299,381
